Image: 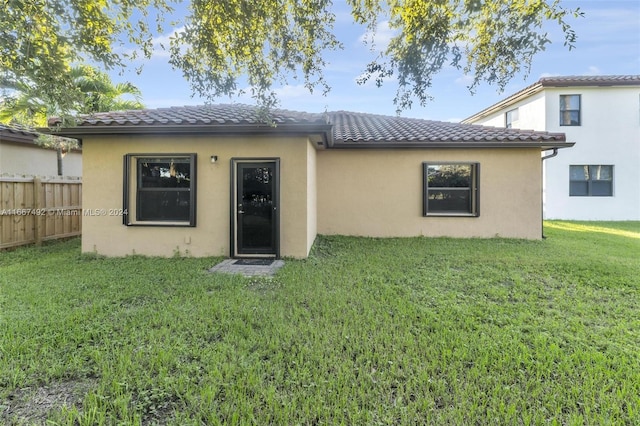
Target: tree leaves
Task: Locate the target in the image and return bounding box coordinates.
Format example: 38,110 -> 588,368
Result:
1,65 -> 143,126
355,0 -> 582,111
0,65 -> 144,151
170,0 -> 581,111
169,0 -> 342,110
1,0 -> 582,117
1,0 -> 170,118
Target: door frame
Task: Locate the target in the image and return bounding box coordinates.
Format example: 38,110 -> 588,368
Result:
230,158 -> 280,258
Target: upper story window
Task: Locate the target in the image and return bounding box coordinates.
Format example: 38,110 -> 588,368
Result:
505,108 -> 519,128
560,94 -> 581,126
423,163 -> 479,217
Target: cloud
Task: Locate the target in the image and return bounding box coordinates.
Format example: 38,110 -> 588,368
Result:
273,84 -> 311,99
150,27 -> 185,59
584,66 -> 602,76
228,84 -> 314,105
357,21 -> 396,52
454,75 -> 474,86
144,96 -> 202,109
537,66 -> 599,79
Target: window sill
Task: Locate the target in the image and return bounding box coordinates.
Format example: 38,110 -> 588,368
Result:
424,213 -> 479,218
125,221 -> 195,227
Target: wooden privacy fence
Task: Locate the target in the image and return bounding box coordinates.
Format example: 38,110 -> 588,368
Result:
0,176 -> 82,249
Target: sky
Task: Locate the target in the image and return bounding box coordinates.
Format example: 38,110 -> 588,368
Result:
111,0 -> 640,123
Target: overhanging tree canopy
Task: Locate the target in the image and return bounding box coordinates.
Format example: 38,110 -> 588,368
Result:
1,0 -> 582,117
0,64 -> 144,164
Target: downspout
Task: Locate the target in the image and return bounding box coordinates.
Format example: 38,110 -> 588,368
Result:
542,148 -> 558,161
540,148 -> 558,238
57,148 -> 63,176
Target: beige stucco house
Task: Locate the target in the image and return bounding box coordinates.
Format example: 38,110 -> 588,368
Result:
50,104 -> 573,259
0,124 -> 82,177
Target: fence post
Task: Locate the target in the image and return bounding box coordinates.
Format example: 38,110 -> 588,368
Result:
34,177 -> 43,246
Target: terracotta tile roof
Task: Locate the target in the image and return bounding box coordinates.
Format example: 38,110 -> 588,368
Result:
539,75 -> 640,87
0,123 -> 39,144
60,104 -> 327,127
327,110 -> 565,144
0,123 -> 39,136
48,103 -> 568,146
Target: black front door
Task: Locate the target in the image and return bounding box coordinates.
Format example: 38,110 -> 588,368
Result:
233,160 -> 279,257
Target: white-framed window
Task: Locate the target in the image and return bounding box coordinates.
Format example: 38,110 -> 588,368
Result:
423,163 -> 479,216
569,165 -> 613,197
123,153 -> 197,226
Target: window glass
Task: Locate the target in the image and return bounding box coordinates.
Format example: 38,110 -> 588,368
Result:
560,95 -> 581,126
427,164 -> 472,187
570,165 -> 588,181
139,158 -> 192,188
569,165 -> 613,197
505,108 -> 518,128
138,191 -> 191,221
591,182 -> 612,196
569,181 -> 589,196
561,95 -> 580,110
427,190 -> 471,213
591,165 -> 612,181
424,163 -> 478,216
123,154 -> 196,226
561,111 -> 580,126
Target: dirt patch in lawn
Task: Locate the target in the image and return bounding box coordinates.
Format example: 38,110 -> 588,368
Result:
1,378 -> 97,425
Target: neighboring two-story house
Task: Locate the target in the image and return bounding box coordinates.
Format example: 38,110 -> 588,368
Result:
463,75 -> 640,220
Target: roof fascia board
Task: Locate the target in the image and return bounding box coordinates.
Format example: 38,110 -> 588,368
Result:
40,123 -> 333,144
0,139 -> 83,154
329,141 -> 575,150
540,80 -> 640,88
0,135 -> 37,145
461,83 -> 544,123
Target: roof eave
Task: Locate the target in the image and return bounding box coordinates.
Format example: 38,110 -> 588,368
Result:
461,83 -> 544,123
539,79 -> 640,88
0,133 -> 38,145
329,141 -> 575,150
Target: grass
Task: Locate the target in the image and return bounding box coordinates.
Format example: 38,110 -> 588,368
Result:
1,221 -> 639,425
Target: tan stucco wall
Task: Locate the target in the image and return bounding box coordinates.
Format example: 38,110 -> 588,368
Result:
81,135 -> 316,258
0,142 -> 82,177
83,137 -> 544,259
306,143 -> 318,254
317,148 -> 543,239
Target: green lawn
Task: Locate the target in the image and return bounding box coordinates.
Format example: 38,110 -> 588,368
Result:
1,222 -> 639,425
